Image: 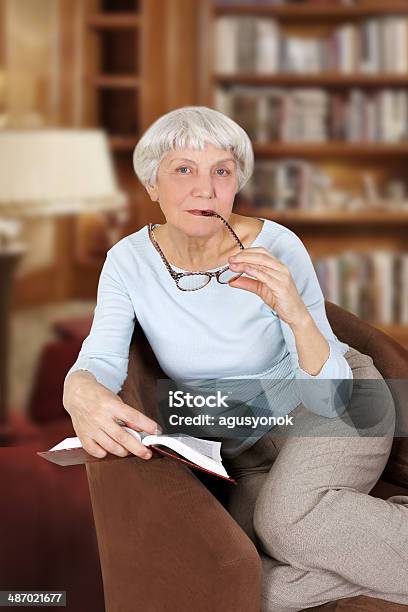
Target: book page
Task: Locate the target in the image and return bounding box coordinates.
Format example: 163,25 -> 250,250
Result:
141,434 -> 229,478
124,429 -> 222,462
141,433 -> 222,462
49,437 -> 83,451
172,435 -> 222,462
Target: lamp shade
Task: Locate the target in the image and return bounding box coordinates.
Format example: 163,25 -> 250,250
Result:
0,129 -> 127,216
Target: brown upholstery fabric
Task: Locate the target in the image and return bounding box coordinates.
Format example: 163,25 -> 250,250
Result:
86,300 -> 408,611
86,453 -> 261,612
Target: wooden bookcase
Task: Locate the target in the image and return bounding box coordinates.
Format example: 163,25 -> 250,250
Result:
82,0 -> 198,203
72,0 -> 199,298
199,0 -> 408,348
81,0 -> 164,225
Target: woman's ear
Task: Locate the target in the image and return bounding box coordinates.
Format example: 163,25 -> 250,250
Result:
145,183 -> 159,202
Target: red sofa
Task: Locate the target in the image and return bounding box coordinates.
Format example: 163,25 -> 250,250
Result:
0,417 -> 105,612
1,315 -> 104,611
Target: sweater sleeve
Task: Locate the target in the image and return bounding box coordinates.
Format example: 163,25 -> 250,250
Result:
64,246 -> 136,394
277,231 -> 354,418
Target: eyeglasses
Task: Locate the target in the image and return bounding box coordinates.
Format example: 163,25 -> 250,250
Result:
148,211 -> 245,291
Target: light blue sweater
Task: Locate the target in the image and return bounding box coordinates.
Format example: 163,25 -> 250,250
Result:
65,218 -> 353,456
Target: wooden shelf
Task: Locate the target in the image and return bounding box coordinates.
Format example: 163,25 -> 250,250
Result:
87,13 -> 140,29
215,2 -> 408,19
234,206 -> 408,225
92,75 -> 140,88
215,73 -> 408,88
253,142 -> 408,158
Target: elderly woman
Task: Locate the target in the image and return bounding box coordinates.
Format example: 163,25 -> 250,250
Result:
63,106 -> 408,611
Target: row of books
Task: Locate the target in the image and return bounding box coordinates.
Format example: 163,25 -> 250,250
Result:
215,16 -> 408,74
217,1 -> 355,5
238,160 -> 322,210
314,250 -> 408,325
216,86 -> 408,143
237,160 -> 408,211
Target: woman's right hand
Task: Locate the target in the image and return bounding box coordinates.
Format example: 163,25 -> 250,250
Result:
63,370 -> 161,460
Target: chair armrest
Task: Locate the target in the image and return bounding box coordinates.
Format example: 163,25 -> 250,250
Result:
86,452 -> 261,612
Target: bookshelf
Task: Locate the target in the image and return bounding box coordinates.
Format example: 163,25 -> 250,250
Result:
71,0 -> 199,298
199,0 -> 408,347
72,0 -> 166,296
84,1 -> 186,175
83,0 -> 145,155
82,0 -> 198,197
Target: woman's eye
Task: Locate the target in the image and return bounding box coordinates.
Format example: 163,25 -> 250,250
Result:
176,167 -> 230,176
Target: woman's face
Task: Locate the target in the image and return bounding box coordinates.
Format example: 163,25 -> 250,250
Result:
145,143 -> 238,236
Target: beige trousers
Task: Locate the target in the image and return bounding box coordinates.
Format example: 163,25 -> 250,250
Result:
223,347 -> 408,612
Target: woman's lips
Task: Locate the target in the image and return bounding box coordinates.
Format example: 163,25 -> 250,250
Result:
186,209 -> 215,216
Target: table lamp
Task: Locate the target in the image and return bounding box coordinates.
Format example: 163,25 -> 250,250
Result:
0,129 -> 128,442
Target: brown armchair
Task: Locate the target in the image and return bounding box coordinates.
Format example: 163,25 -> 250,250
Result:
85,301 -> 408,612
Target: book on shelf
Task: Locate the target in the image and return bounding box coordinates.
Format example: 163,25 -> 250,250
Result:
238,159 -> 323,210
314,250 -> 408,325
238,157 -> 408,213
214,13 -> 408,75
37,427 -> 237,484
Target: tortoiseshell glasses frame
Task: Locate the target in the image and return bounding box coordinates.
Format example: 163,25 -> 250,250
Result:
148,211 -> 245,291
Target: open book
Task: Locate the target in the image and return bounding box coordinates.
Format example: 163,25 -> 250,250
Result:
37,426 -> 237,484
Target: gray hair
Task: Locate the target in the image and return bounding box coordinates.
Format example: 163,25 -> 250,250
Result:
132,106 -> 254,192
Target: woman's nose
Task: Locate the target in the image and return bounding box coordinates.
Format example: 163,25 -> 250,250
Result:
191,174 -> 214,198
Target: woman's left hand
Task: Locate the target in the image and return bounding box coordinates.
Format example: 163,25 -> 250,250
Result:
228,247 -> 310,328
